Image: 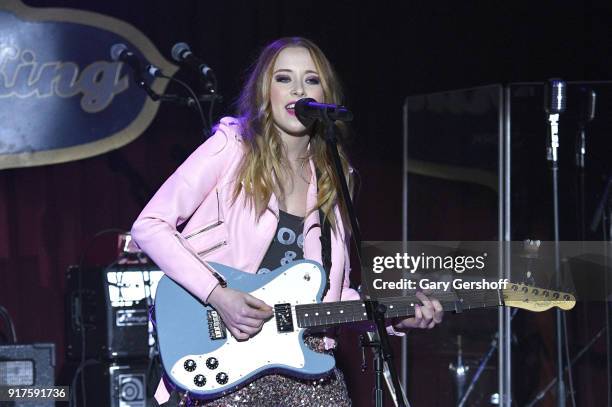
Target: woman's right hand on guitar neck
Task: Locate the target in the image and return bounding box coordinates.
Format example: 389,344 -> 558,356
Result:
207,285 -> 274,340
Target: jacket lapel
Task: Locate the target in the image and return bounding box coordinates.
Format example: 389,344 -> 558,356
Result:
303,158 -> 323,265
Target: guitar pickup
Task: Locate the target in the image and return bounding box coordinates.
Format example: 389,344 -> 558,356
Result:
207,310 -> 227,340
274,303 -> 294,333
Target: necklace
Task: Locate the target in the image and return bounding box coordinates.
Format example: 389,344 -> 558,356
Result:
295,158 -> 311,184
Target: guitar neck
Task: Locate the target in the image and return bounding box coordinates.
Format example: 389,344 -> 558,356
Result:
295,289 -> 502,329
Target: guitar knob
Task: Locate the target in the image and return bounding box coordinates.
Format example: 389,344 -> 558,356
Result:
206,357 -> 219,369
194,374 -> 206,387
184,359 -> 197,372
216,372 -> 228,385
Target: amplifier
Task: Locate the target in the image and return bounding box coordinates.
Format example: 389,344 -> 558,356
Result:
72,361 -> 149,407
0,343 -> 55,407
65,265 -> 163,360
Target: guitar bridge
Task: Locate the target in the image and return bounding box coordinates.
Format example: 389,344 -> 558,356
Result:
274,303 -> 294,333
207,310 -> 227,340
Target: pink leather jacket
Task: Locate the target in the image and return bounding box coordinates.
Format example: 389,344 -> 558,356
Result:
131,117 -> 360,304
133,117 -> 403,403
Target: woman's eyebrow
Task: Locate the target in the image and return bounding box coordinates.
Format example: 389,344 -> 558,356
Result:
273,68 -> 319,74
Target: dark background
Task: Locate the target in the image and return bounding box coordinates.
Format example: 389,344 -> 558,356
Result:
1,1 -> 611,405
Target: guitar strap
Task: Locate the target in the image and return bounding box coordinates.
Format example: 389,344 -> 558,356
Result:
318,207 -> 332,298
316,169 -> 332,298
146,307 -> 162,405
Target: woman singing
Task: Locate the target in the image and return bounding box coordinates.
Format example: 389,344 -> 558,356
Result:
131,37 -> 443,406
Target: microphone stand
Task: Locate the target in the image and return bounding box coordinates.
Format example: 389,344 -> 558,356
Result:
450,335 -> 469,405
136,70 -> 223,138
546,107 -> 568,407
575,121 -> 587,242
457,309 -> 519,407
574,88 -> 596,405
525,327 -> 606,407
576,87 -> 595,242
135,80 -> 219,107
157,93 -> 219,106
320,110 -> 407,407
590,174 -> 612,407
133,74 -> 160,102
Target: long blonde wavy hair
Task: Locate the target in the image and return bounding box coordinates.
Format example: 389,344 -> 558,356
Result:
233,37 -> 353,232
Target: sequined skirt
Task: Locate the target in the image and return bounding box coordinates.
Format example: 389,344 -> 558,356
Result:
162,336 -> 351,407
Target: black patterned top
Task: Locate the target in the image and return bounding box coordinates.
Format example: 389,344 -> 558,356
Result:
257,210 -> 304,274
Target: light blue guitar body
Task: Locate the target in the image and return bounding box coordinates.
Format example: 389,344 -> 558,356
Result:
154,260 -> 335,400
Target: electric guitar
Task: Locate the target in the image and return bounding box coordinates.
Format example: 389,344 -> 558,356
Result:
154,260 -> 575,400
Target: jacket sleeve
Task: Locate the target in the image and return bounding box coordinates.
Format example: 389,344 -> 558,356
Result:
131,119 -> 241,303
334,202 -> 359,302
340,233 -> 360,301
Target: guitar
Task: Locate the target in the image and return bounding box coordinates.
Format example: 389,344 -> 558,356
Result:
154,260 -> 575,400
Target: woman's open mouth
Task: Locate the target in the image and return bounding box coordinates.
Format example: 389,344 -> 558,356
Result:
285,102 -> 296,116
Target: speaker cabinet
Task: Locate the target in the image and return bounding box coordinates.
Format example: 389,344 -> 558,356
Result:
65,265 -> 163,360
0,343 -> 55,407
72,361 -> 148,407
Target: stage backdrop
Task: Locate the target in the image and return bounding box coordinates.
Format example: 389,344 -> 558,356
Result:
1,1 -> 610,406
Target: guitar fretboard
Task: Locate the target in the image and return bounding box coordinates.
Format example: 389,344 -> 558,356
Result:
295,289 -> 502,329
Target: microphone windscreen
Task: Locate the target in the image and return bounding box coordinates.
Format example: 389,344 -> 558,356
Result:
171,42 -> 190,62
545,78 -> 566,114
294,98 -> 316,127
110,43 -> 128,61
588,90 -> 596,122
578,87 -> 597,123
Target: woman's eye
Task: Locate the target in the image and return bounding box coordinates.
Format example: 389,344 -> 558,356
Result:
274,75 -> 291,83
306,77 -> 320,85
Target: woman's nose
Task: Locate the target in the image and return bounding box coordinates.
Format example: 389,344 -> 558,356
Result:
291,86 -> 305,97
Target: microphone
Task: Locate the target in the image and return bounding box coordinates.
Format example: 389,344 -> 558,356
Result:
544,79 -> 566,162
171,42 -> 213,78
578,87 -> 596,125
294,98 -> 353,127
146,64 -> 164,78
110,43 -> 159,101
576,87 -> 596,168
110,43 -> 143,78
544,78 -> 567,114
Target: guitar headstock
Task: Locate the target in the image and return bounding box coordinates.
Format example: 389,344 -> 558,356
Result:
503,283 -> 576,312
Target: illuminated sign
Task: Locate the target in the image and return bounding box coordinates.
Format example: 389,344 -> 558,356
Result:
0,0 -> 177,169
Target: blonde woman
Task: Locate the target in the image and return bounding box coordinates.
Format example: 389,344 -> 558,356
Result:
132,37 -> 443,406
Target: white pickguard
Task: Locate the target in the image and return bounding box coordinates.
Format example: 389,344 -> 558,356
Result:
170,262 -> 324,392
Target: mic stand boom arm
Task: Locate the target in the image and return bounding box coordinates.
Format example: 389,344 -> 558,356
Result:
157,93 -> 220,107
320,110 -> 407,407
135,83 -> 220,108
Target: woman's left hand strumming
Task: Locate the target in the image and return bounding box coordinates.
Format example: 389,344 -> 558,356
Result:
393,291 -> 444,330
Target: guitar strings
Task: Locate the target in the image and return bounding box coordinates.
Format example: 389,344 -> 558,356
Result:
289,287 -> 574,327
293,285 -> 572,313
